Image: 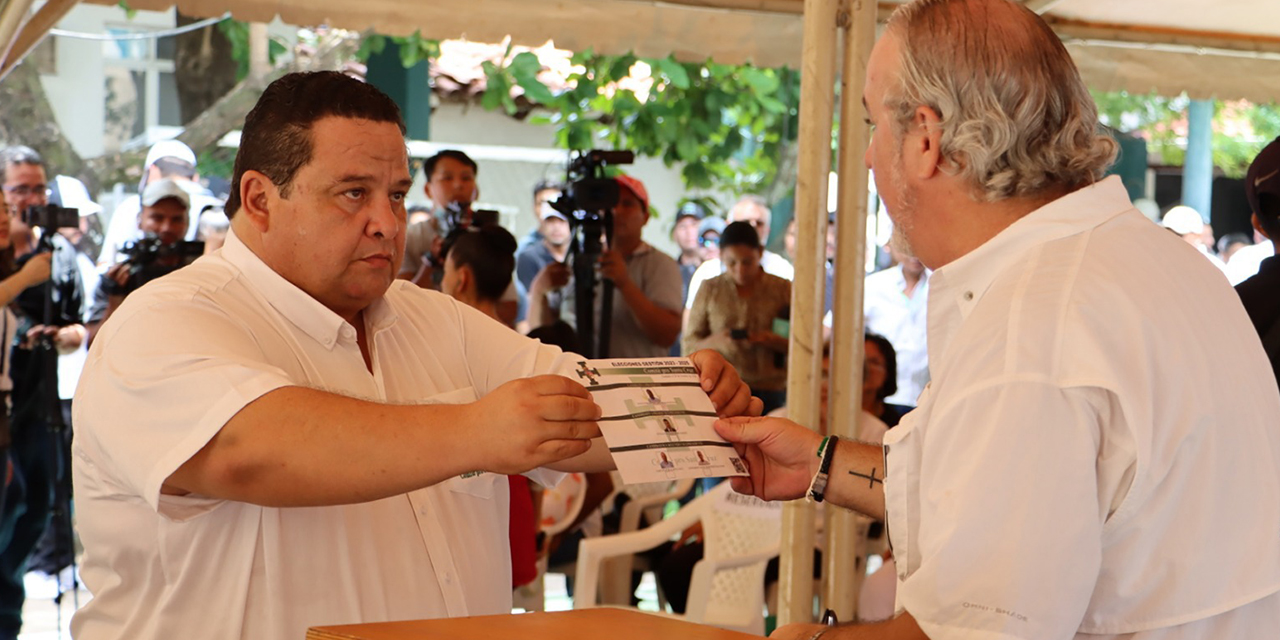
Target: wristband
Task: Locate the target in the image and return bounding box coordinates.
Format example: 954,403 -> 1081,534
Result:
807,435 -> 839,503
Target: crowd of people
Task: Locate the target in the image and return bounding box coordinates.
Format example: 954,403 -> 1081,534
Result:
0,1 -> 1278,638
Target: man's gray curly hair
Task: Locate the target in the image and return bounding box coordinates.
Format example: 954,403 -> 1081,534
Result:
885,0 -> 1117,201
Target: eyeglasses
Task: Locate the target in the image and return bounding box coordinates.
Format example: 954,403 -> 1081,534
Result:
699,236 -> 719,248
2,184 -> 49,198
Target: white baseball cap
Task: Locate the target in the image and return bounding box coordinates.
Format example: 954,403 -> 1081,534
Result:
141,178 -> 191,209
1161,205 -> 1205,236
144,139 -> 197,171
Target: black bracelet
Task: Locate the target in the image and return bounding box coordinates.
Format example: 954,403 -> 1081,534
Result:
808,435 -> 840,503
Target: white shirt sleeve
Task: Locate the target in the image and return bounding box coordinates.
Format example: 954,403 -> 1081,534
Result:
892,379 -> 1107,640
76,297 -> 293,514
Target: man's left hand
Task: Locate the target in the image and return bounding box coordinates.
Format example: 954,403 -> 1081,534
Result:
688,349 -> 762,418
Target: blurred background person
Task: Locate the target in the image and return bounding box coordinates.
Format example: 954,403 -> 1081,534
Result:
697,216 -> 725,264
99,140 -> 220,267
683,221 -> 790,413
527,175 -> 681,358
863,240 -> 929,405
863,332 -> 914,427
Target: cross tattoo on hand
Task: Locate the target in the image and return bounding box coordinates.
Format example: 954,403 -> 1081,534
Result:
849,467 -> 883,489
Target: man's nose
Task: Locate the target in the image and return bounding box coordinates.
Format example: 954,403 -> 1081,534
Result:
367,197 -> 400,239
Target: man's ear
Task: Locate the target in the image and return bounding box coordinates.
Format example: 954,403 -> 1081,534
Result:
239,170 -> 277,233
1253,213 -> 1272,241
909,105 -> 944,180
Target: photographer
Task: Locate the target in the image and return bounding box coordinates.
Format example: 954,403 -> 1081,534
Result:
86,179 -> 196,347
526,174 -> 682,358
0,145 -> 84,639
398,150 -> 479,288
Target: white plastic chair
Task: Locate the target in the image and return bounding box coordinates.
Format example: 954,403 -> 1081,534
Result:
597,475 -> 696,604
574,482 -> 782,635
513,473 -> 587,612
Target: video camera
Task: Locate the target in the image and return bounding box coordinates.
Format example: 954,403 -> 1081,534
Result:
103,234 -> 204,296
549,150 -> 636,222
22,203 -> 78,232
549,149 -> 635,358
430,204 -> 502,269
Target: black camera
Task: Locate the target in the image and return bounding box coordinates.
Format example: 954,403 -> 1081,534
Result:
430,204 -> 502,269
103,234 -> 204,296
546,149 -> 636,359
549,150 -> 636,220
22,204 -> 78,230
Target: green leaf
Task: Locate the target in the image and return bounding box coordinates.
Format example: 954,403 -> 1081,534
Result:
508,52 -> 556,105
657,58 -> 691,90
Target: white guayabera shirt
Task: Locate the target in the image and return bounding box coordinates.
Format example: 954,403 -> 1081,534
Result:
883,177 -> 1280,639
72,230 -> 574,640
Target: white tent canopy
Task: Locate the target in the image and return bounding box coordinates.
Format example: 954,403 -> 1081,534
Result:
1,0 -> 1273,101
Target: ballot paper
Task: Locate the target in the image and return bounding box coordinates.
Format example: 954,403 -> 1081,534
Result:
574,357 -> 750,485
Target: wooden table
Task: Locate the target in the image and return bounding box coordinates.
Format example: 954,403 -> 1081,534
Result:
307,608 -> 761,639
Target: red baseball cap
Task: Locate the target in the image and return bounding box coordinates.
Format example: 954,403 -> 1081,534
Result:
614,174 -> 649,211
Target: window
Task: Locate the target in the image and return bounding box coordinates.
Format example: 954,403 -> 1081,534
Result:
102,26 -> 180,151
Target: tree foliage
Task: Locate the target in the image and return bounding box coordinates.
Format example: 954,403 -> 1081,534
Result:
1093,90 -> 1280,179
481,49 -> 800,196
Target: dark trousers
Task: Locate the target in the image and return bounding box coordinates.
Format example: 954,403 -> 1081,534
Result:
0,415 -> 57,637
27,400 -> 74,577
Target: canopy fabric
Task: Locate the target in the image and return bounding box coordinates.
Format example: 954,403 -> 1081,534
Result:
46,0 -> 1280,101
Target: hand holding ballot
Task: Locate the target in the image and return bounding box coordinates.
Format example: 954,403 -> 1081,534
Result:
577,352 -> 761,484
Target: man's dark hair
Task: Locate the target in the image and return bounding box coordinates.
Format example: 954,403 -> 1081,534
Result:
719,220 -> 762,250
424,150 -> 478,182
1257,193 -> 1280,239
0,145 -> 45,183
865,332 -> 899,401
153,157 -> 197,180
225,71 -> 405,218
445,224 -> 517,302
533,179 -> 562,198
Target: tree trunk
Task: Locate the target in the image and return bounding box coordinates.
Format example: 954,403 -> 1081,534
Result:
0,58 -> 89,189
172,13 -> 238,125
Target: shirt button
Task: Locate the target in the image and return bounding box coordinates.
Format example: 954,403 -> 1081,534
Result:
442,573 -> 454,585
963,291 -> 974,301
341,326 -> 356,340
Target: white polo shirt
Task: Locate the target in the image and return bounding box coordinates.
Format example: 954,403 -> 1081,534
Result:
72,230 -> 577,640
882,177 -> 1280,639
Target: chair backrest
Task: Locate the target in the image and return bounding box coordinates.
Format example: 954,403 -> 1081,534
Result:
540,472 -> 587,537
687,483 -> 783,632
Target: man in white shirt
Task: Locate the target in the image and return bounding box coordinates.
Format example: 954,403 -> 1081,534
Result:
863,243 -> 929,405
72,71 -> 758,640
683,196 -> 794,323
714,1 -> 1280,639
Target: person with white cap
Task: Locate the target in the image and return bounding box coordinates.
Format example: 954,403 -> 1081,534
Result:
86,179 -> 192,345
1161,204 -> 1228,273
98,139 -> 221,267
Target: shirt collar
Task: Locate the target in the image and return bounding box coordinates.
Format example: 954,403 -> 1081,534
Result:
926,176 -> 1133,359
221,229 -> 372,349
931,176 -> 1131,313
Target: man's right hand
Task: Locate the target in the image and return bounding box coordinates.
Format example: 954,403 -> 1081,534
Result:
466,375 -> 602,474
714,416 -> 822,502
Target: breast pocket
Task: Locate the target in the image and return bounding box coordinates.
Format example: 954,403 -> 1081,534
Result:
881,414 -> 923,582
